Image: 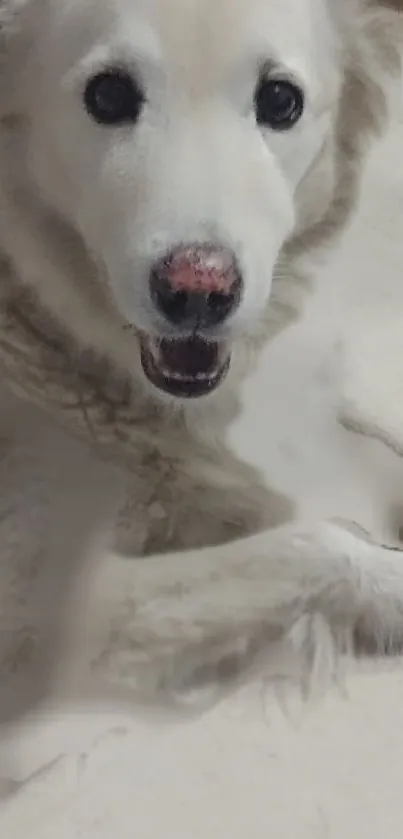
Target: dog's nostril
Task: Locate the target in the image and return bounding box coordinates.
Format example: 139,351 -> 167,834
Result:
151,277 -> 241,329
150,245 -> 242,329
206,291 -> 237,325
150,276 -> 190,325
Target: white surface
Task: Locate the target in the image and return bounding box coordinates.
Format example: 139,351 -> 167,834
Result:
2,670 -> 403,839
3,118 -> 403,836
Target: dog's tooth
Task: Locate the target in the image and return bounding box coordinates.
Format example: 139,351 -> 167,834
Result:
195,370 -> 219,381
149,339 -> 161,362
158,366 -> 224,384
163,369 -> 186,381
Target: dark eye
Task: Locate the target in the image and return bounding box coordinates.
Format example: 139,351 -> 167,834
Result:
254,78 -> 304,131
84,69 -> 145,125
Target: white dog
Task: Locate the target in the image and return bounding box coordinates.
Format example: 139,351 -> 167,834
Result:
0,0 -> 402,717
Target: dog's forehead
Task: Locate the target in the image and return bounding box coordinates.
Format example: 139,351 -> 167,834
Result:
141,0 -> 321,58
42,0 -> 336,83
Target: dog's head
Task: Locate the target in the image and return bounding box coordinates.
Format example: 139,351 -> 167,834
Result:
0,0 -> 401,401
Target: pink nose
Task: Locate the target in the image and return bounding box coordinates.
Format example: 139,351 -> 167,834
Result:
150,244 -> 242,328
166,244 -> 239,294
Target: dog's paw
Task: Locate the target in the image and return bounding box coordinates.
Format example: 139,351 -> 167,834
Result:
294,522 -> 403,665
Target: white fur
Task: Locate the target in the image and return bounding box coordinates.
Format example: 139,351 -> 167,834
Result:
0,0 -> 402,722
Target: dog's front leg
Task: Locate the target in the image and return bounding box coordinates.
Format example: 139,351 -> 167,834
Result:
71,519 -> 403,708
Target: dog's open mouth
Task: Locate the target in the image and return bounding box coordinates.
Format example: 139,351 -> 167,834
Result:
140,335 -> 231,398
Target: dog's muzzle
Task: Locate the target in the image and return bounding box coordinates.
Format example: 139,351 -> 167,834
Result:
141,244 -> 241,398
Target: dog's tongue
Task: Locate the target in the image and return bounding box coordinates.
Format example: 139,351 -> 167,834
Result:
160,337 -> 218,377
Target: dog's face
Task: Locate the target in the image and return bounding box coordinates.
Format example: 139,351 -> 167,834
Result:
1,0 -> 397,399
